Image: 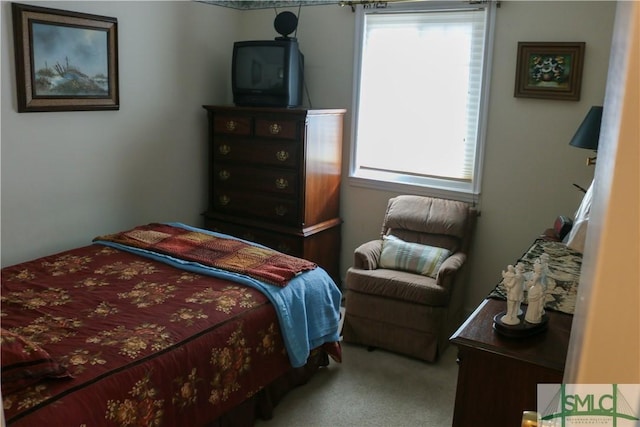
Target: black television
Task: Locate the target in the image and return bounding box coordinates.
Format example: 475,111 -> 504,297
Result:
232,40 -> 304,108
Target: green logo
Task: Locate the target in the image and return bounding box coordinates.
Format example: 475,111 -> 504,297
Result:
538,384 -> 639,426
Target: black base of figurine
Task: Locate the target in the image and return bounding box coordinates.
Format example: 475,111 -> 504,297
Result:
493,311 -> 548,338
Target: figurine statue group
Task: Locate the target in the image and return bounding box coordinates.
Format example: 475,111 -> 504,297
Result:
500,254 -> 550,325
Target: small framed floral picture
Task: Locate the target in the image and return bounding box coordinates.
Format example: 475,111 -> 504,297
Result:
514,42 -> 585,101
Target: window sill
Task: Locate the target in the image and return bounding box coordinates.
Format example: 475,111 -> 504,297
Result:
348,174 -> 479,204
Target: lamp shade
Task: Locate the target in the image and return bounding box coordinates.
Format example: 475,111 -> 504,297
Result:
569,106 -> 603,150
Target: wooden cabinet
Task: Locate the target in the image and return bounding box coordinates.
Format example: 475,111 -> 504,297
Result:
202,105 -> 345,283
450,298 -> 573,427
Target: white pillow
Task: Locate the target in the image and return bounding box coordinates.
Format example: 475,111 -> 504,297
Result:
379,235 -> 451,278
565,180 -> 593,253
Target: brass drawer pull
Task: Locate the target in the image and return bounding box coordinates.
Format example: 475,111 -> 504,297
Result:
225,120 -> 237,132
275,150 -> 289,162
218,170 -> 230,181
275,178 -> 288,189
219,144 -> 231,155
274,205 -> 287,216
219,195 -> 230,206
269,123 -> 282,135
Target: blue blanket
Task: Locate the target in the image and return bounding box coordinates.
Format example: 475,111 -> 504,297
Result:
94,222 -> 342,368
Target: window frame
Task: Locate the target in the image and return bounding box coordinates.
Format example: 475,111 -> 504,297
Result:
348,1 -> 496,203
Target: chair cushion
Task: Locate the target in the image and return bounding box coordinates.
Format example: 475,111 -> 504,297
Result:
379,235 -> 450,278
346,267 -> 450,307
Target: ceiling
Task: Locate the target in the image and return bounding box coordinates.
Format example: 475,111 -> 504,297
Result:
198,1 -> 341,10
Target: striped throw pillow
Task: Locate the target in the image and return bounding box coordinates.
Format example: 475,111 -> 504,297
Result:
379,235 -> 451,278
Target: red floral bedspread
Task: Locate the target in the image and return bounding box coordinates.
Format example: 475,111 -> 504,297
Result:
0,244 -> 335,426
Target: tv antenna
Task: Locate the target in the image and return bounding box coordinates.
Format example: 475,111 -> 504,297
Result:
274,11 -> 298,40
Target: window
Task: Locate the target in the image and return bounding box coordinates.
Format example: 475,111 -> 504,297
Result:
350,1 -> 495,202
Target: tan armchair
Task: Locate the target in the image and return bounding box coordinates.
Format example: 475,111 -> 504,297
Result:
342,195 -> 477,362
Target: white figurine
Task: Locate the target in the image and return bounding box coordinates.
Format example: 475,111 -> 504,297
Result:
525,265 -> 545,324
515,262 -> 526,316
500,265 -> 520,325
536,255 -> 550,284
539,253 -> 550,274
532,259 -> 548,315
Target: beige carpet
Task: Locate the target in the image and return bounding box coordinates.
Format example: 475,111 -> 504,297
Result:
256,340 -> 459,427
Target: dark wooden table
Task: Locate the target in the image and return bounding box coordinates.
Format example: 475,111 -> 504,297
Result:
450,298 -> 573,427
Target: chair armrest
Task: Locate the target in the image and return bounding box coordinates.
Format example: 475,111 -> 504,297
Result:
436,252 -> 466,289
353,240 -> 382,270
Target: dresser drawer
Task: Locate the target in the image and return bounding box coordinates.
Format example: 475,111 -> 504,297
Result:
211,190 -> 300,225
212,163 -> 299,196
213,139 -> 299,168
213,115 -> 252,136
255,118 -> 299,140
204,220 -> 303,256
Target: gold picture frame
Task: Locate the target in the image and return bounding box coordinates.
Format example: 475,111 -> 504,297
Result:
514,42 -> 585,101
12,3 -> 119,112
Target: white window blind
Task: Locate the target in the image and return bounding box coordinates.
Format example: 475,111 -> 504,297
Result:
351,3 -> 494,200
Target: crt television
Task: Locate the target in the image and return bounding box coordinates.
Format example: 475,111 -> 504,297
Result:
232,40 -> 304,108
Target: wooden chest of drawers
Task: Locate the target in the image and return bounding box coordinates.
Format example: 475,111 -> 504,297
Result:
202,105 -> 345,283
450,299 -> 572,427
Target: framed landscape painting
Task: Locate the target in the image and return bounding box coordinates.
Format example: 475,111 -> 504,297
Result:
12,3 -> 119,112
514,42 -> 585,101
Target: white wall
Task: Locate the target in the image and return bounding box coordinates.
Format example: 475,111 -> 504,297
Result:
236,1 -> 615,311
1,1 -> 238,266
233,4 -> 355,111
0,2 -> 617,317
465,1 -> 615,308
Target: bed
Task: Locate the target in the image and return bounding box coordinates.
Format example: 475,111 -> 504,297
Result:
1,223 -> 342,426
